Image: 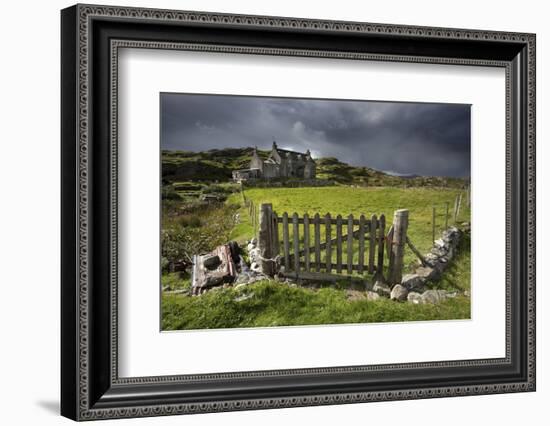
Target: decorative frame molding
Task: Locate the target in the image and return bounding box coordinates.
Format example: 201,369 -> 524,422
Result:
61,4 -> 536,421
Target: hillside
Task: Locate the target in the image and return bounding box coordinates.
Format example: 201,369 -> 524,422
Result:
162,148 -> 468,188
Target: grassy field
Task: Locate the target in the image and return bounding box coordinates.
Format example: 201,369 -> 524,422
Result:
161,184 -> 470,331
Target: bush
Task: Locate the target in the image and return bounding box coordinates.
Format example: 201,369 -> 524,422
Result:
162,185 -> 181,200
177,215 -> 201,228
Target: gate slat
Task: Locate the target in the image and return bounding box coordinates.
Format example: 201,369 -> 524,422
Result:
304,213 -> 310,272
336,215 -> 342,273
325,213 -> 332,273
377,214 -> 386,276
347,214 -> 354,274
272,212 -> 280,257
292,213 -> 300,274
358,215 -> 365,273
369,214 -> 377,273
314,213 -> 321,272
282,212 -> 290,270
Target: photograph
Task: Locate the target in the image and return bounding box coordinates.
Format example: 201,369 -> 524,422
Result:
57,3 -> 536,421
160,93 -> 472,331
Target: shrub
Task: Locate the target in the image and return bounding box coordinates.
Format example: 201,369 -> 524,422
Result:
162,185 -> 181,200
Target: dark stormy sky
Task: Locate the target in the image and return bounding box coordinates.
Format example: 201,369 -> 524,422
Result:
161,93 -> 471,178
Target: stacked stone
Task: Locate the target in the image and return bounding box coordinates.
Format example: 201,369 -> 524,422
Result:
375,226 -> 464,304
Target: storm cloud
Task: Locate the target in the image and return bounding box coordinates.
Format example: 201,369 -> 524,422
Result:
161,93 -> 471,178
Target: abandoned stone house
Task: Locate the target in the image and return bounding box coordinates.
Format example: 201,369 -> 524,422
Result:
232,141 -> 316,182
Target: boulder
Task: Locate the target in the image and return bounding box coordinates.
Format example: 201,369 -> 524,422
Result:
415,266 -> 440,281
373,281 -> 391,297
401,274 -> 426,291
366,291 -> 380,301
407,292 -> 423,304
390,284 -> 408,302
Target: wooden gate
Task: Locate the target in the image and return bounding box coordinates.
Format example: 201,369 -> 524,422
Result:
257,203 -> 388,281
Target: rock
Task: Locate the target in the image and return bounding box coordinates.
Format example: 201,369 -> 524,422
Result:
248,248 -> 260,260
250,237 -> 257,245
234,283 -> 248,290
464,290 -> 470,297
162,285 -> 171,292
373,281 -> 391,297
239,256 -> 250,273
234,272 -> 251,284
247,243 -> 256,252
431,246 -> 448,257
424,253 -> 440,266
407,292 -> 423,304
250,262 -> 261,272
390,284 -> 408,301
434,239 -> 447,249
401,274 -> 426,291
202,254 -> 221,270
366,291 -> 380,301
415,266 -> 440,281
421,289 -> 449,304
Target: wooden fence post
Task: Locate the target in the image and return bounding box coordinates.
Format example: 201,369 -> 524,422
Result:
303,213 -> 310,272
240,181 -> 245,203
325,213 -> 332,273
336,215 -> 343,273
432,206 -> 436,243
456,193 -> 462,222
387,209 -> 409,284
258,203 -> 275,276
377,214 -> 386,278
445,202 -> 449,229
347,214 -> 354,274
282,212 -> 290,271
292,213 -> 300,276
314,213 -> 321,272
453,194 -> 459,223
368,214 -> 377,274
358,215 -> 365,273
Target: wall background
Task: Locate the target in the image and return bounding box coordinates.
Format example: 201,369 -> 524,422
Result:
0,0 -> 546,424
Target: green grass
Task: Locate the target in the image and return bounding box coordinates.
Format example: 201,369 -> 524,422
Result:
162,279 -> 470,330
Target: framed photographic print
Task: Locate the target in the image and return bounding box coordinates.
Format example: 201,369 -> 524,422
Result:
61,4 -> 536,421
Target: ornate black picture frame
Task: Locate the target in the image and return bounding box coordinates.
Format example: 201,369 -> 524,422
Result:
61,4 -> 536,421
